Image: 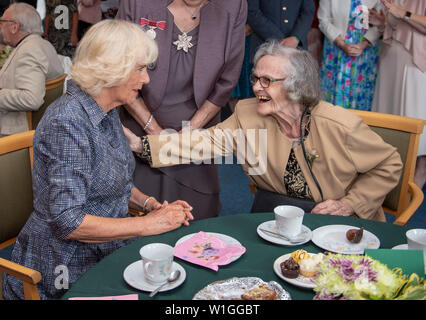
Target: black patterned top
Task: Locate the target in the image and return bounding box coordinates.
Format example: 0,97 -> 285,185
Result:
284,113 -> 313,200
138,135 -> 152,164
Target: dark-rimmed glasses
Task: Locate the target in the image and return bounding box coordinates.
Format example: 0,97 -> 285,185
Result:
0,19 -> 16,24
249,74 -> 286,88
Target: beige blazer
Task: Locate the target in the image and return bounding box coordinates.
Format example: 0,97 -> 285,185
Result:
318,0 -> 383,45
148,99 -> 403,221
0,34 -> 63,135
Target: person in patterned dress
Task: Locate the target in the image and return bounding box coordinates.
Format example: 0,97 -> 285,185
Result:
318,0 -> 383,110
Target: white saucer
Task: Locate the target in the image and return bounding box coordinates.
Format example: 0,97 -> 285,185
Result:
312,225 -> 380,255
123,260 -> 186,293
257,220 -> 312,246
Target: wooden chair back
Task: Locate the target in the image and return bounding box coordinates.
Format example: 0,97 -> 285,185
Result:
0,130 -> 41,300
26,73 -> 67,130
350,110 -> 425,226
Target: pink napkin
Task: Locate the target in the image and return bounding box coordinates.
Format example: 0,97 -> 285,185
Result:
174,231 -> 246,271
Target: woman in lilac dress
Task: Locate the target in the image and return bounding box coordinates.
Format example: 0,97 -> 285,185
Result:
117,0 -> 247,220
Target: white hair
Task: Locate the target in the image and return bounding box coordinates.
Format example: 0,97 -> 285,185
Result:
70,19 -> 158,97
253,40 -> 321,108
9,2 -> 42,35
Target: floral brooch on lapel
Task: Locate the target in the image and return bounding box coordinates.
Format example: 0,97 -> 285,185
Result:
140,18 -> 166,39
305,149 -> 319,168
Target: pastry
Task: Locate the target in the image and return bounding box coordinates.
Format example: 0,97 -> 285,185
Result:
290,249 -> 310,263
346,227 -> 364,243
299,253 -> 324,278
241,284 -> 277,300
280,257 -> 300,278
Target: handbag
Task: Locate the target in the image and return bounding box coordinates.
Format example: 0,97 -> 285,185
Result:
250,187 -> 316,213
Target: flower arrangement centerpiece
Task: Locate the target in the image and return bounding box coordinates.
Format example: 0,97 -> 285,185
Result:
313,253 -> 426,300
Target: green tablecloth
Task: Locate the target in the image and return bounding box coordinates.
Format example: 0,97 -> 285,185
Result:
62,213 -> 408,300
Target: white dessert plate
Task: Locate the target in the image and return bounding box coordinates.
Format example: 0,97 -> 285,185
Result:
123,260 -> 186,293
273,253 -> 316,289
257,220 -> 312,246
193,277 -> 291,300
312,225 -> 380,254
175,232 -> 244,262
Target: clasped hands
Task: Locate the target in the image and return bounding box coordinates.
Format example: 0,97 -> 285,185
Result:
311,199 -> 354,217
335,37 -> 370,57
144,199 -> 194,236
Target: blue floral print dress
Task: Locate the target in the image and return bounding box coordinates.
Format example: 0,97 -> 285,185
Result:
320,0 -> 379,110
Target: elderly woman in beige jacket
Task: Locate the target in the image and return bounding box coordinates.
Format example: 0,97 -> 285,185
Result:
124,41 -> 403,222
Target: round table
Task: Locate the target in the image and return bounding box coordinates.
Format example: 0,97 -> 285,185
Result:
62,213 -> 408,300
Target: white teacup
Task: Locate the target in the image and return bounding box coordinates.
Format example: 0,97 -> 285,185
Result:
406,229 -> 426,265
139,243 -> 174,284
274,205 -> 305,238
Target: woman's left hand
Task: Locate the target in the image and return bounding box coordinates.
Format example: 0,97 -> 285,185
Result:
311,199 -> 354,216
381,0 -> 406,19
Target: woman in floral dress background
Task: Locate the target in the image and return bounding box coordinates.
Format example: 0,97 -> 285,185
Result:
318,0 -> 383,110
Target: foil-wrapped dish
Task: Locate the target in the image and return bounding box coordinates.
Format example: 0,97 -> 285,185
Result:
193,277 -> 291,300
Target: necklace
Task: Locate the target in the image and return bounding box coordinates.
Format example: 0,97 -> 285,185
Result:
182,0 -> 205,20
173,1 -> 206,53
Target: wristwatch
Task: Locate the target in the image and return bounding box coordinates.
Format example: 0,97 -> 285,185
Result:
404,11 -> 412,20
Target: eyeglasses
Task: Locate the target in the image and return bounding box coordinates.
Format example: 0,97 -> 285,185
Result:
249,74 -> 286,88
0,19 -> 16,24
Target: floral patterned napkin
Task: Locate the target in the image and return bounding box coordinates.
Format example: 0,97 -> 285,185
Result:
174,231 -> 246,271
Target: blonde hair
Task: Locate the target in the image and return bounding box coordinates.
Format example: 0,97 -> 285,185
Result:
70,19 -> 158,97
